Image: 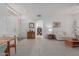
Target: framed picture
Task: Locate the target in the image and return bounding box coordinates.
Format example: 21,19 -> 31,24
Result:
37,28 -> 42,35
53,22 -> 61,28
29,23 -> 35,28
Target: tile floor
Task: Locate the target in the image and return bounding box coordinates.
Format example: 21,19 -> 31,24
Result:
12,39 -> 79,56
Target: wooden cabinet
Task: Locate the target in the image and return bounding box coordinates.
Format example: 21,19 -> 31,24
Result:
27,31 -> 35,39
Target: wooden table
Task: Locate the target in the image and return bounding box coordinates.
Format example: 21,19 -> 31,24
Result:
64,37 -> 79,47
0,37 -> 16,56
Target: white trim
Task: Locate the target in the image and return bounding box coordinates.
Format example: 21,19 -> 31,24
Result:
7,5 -> 20,16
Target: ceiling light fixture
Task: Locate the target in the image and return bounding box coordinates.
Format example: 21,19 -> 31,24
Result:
37,14 -> 42,17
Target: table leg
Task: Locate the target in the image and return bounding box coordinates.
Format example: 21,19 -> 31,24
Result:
14,39 -> 16,54
4,41 -> 10,56
7,41 -> 10,56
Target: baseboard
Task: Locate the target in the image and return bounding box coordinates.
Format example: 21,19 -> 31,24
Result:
57,40 -> 65,41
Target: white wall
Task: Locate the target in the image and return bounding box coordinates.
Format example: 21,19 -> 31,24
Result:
19,15 -> 36,38
7,15 -> 19,36
54,15 -> 74,36
13,11 -> 79,40
6,4 -> 79,40
0,4 -> 8,36
43,6 -> 79,40
43,14 -> 74,39
0,4 -> 19,37
19,13 -> 76,40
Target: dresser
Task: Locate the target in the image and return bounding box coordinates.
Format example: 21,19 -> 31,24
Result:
27,31 -> 35,39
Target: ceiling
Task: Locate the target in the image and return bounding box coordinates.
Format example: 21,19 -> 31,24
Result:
9,3 -> 75,13
8,3 -> 79,19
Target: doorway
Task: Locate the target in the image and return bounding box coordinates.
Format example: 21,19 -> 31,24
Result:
36,20 -> 43,39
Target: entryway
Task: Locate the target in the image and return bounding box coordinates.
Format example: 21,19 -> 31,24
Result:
36,20 -> 43,39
